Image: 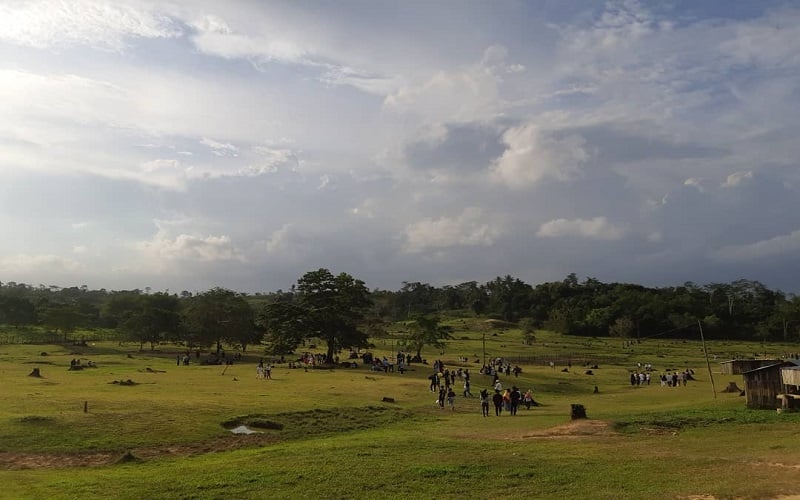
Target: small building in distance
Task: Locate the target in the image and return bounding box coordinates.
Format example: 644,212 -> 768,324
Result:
719,359 -> 781,376
740,361 -> 800,410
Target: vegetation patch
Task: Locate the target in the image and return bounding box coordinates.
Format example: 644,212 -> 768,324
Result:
17,416 -> 55,424
220,406 -> 414,439
221,416 -> 284,431
109,379 -> 138,386
115,451 -> 142,465
613,408 -> 800,433
410,464 -> 488,478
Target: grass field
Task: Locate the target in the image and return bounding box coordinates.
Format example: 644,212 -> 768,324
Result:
2,322 -> 800,499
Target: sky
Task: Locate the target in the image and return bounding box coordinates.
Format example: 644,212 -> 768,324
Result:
1,0 -> 799,294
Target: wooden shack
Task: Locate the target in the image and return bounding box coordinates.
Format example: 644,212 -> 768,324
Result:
719,359 -> 781,375
741,362 -> 796,409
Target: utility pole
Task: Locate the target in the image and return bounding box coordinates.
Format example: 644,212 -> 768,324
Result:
482,330 -> 487,366
698,320 -> 717,399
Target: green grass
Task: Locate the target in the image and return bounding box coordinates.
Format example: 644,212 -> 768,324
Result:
2,326 -> 800,498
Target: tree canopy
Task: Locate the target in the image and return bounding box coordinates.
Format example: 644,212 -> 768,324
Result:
261,269 -> 371,362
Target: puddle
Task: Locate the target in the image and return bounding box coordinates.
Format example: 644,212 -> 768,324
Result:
229,425 -> 261,435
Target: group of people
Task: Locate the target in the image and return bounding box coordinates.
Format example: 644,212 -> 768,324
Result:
629,364 -> 695,387
255,359 -> 272,379
479,386 -> 537,416
479,357 -> 523,379
426,359 -> 539,415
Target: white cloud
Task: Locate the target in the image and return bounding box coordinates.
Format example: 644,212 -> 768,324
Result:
264,224 -> 312,264
0,254 -> 81,274
0,0 -> 181,51
536,217 -> 626,240
403,208 -> 500,253
722,171 -> 754,188
138,220 -> 244,264
383,45 -> 521,123
200,137 -> 239,157
646,231 -> 662,243
189,14 -> 309,65
683,178 -> 705,192
719,7 -> 800,69
713,229 -> 800,262
491,124 -> 589,188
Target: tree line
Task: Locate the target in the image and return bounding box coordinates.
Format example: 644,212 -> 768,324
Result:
1,272 -> 799,354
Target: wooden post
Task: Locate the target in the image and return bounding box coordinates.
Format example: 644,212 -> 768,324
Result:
698,320 -> 717,399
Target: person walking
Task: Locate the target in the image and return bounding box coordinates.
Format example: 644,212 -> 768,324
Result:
447,387 -> 456,410
492,389 -> 504,416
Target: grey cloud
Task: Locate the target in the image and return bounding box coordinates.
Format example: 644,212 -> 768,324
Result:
403,123 -> 505,172
557,125 -> 729,164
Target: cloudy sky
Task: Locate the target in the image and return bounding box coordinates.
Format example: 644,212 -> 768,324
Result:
1,0 -> 799,294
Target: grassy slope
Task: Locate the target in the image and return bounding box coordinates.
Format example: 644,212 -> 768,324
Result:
2,326 -> 800,499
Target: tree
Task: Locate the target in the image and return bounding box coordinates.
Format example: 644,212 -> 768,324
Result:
519,318 -> 536,345
42,305 -> 85,339
118,293 -> 181,351
261,269 -> 372,363
405,315 -> 453,359
183,288 -> 256,353
609,316 -> 635,338
0,295 -> 36,327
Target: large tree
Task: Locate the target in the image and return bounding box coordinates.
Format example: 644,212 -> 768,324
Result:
183,288 -> 257,353
261,269 -> 371,363
118,293 -> 181,351
404,314 -> 453,360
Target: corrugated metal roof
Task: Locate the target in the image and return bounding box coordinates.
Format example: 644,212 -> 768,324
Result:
743,361 -> 798,374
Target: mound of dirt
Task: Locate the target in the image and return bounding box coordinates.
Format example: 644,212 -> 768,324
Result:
109,379 -> 137,386
115,451 -> 142,464
221,416 -> 284,431
522,419 -> 616,439
720,381 -> 742,393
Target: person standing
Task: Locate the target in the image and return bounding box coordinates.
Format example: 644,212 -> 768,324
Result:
492,390 -> 504,416
523,389 -> 534,409
480,389 -> 490,417
510,386 -> 521,416
463,378 -> 473,398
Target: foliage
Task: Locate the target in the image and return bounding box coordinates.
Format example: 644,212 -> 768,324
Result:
260,269 -> 372,362
116,293 -> 181,351
404,315 -> 453,358
182,288 -> 257,353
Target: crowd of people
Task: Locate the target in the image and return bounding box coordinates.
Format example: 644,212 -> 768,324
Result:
629,362 -> 695,387
424,358 -> 538,415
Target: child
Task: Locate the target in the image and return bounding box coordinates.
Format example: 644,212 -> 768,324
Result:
447,388 -> 456,410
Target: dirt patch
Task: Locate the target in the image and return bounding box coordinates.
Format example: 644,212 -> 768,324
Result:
521,419 -> 617,439
0,406 -> 410,470
749,462 -> 800,470
0,433 -> 282,470
221,415 -> 284,431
